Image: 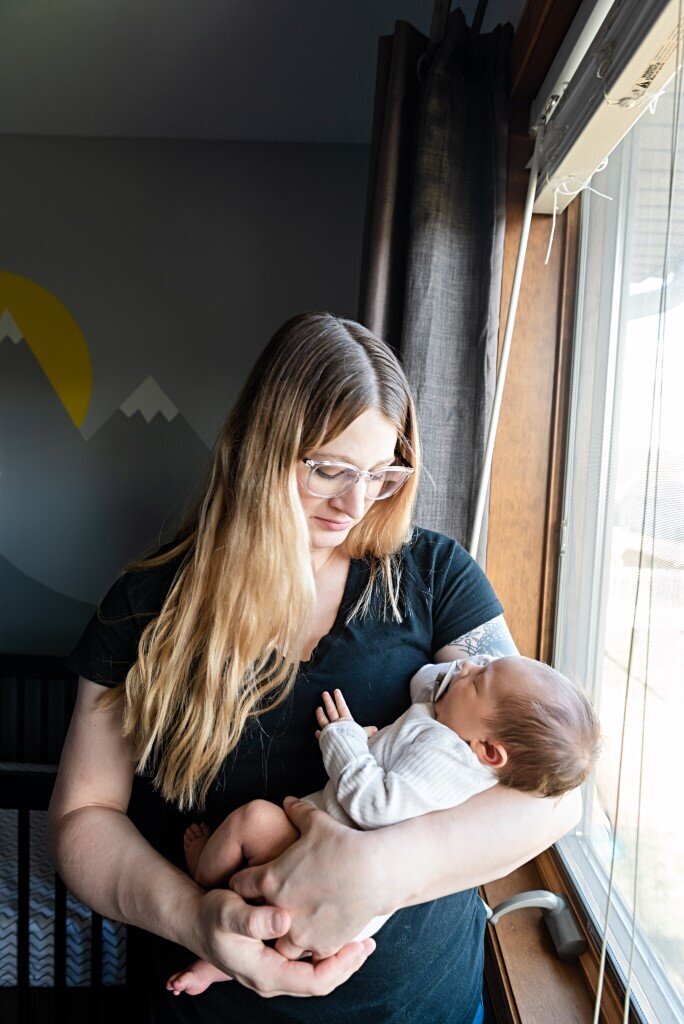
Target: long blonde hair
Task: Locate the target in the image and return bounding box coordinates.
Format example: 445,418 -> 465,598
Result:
98,312 -> 421,810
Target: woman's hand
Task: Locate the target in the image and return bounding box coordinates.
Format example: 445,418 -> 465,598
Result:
187,885 -> 375,998
230,797 -> 386,959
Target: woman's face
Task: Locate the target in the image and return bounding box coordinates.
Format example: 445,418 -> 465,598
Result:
298,408 -> 399,553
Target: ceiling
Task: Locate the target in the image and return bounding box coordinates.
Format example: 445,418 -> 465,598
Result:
0,0 -> 525,144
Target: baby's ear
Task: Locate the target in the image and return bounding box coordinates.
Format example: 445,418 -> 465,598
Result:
474,740 -> 507,769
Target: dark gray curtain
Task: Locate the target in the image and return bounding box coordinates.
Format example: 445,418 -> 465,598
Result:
358,8 -> 512,560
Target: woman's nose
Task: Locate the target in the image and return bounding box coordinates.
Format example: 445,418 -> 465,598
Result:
330,479 -> 369,519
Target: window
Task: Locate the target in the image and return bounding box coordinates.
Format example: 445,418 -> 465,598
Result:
553,73 -> 684,1024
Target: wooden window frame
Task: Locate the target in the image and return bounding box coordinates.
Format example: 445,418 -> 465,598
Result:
482,1 -> 647,1020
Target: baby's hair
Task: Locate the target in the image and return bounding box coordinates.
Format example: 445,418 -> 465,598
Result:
486,661 -> 602,798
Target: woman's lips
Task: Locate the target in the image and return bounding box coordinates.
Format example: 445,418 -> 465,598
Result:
314,516 -> 353,532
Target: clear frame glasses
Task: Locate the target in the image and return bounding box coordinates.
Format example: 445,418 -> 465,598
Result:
301,458 -> 414,500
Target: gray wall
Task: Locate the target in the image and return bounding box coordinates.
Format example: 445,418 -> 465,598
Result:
0,1 -> 525,142
0,135 -> 370,654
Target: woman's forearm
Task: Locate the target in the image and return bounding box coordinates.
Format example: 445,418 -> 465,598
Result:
372,784 -> 582,914
47,805 -> 204,952
49,804 -> 377,996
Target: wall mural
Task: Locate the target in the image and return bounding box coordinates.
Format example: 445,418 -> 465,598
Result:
0,271 -> 211,656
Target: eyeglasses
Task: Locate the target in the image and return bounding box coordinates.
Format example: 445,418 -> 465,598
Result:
301,458 -> 414,500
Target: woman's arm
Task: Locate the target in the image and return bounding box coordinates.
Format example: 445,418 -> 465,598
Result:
373,782 -> 581,909
47,680 -> 201,947
434,612 -> 519,662
47,678 -> 374,998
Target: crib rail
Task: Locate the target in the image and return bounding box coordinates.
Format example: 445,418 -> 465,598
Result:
0,656 -> 78,763
0,765 -> 145,1023
0,657 -> 149,1022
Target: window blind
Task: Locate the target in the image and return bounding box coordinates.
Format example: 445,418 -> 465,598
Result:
533,0 -> 682,214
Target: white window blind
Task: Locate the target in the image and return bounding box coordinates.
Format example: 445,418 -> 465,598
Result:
533,0 -> 683,215
553,65 -> 684,1024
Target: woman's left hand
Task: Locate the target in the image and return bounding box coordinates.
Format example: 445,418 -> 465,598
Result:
188,885 -> 376,996
230,796 -> 385,960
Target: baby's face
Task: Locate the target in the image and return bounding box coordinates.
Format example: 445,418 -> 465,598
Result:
435,658 -> 515,746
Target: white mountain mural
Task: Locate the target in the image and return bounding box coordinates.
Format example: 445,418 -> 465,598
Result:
0,309 -> 23,344
120,375 -> 179,424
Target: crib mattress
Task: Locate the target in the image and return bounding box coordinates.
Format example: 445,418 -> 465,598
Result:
0,806 -> 126,986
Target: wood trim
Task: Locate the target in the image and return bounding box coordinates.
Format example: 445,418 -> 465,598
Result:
535,851 -> 639,1024
487,98 -> 578,659
510,0 -> 586,102
483,909 -> 520,1024
488,1 -> 586,657
538,195 -> 581,663
481,863 -> 597,1023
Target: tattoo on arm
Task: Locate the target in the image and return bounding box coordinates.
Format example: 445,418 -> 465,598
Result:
448,615 -> 519,658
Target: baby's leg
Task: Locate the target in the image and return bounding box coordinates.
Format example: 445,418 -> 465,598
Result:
167,800 -> 299,998
193,798 -> 299,888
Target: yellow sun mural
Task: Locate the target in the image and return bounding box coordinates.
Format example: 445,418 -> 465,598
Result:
0,271 -> 92,428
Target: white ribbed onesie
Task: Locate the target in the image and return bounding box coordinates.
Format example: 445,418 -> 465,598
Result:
303,661 -> 498,939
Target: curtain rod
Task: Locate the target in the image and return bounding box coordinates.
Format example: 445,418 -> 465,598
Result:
429,0 -> 451,45
472,0 -> 490,34
429,0 -> 490,46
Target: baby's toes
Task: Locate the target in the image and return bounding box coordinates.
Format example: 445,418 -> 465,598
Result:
166,971 -> 188,994
183,823 -> 205,845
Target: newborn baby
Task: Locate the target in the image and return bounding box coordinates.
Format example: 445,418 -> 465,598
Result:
167,655 -> 601,997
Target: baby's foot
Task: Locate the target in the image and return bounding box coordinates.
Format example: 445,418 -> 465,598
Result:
183,822 -> 210,878
166,958 -> 231,997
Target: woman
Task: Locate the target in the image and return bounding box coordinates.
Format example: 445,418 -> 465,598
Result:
47,312 -> 580,1023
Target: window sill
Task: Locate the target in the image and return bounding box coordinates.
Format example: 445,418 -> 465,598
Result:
481,852 -> 627,1023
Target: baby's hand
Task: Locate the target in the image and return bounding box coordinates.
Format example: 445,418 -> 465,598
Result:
314,690 -> 378,740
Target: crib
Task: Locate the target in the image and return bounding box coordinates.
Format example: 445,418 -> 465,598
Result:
0,655 -> 150,1023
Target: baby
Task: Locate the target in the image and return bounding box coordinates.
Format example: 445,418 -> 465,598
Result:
167,655 -> 601,997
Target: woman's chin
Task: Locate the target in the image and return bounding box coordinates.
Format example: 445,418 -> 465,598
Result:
311,532 -> 348,549
309,519 -> 353,547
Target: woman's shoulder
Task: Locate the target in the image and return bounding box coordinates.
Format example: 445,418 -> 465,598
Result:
400,526 -> 469,571
65,539 -> 189,686
399,527 -> 503,643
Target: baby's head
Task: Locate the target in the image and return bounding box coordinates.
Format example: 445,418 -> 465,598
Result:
436,656 -> 601,797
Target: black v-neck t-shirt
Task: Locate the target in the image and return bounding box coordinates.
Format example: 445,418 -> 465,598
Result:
66,527 -> 502,1024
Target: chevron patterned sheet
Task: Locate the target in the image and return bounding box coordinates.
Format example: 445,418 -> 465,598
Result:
0,807 -> 126,986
